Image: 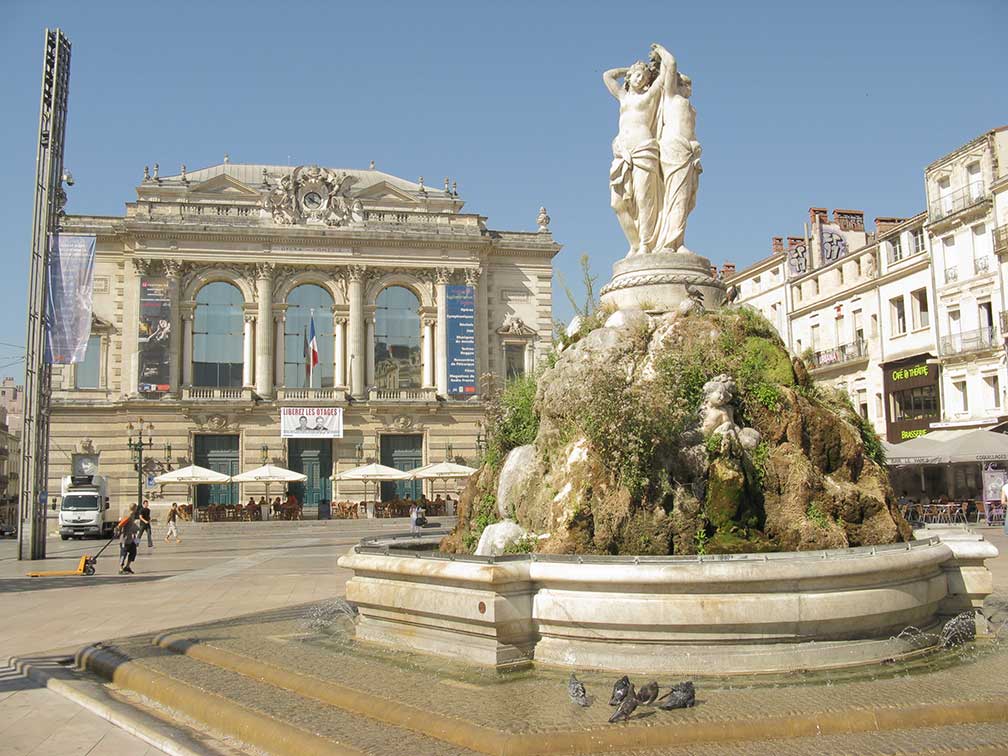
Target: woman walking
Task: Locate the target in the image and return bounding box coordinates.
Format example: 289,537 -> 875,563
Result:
116,504 -> 139,574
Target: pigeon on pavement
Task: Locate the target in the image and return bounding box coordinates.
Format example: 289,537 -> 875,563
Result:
636,680 -> 660,705
567,673 -> 589,706
657,680 -> 696,710
608,675 -> 631,706
608,684 -> 638,723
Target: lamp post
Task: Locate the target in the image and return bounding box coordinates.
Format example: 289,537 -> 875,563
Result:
163,441 -> 172,471
445,442 -> 454,462
261,443 -> 270,465
126,418 -> 154,513
476,427 -> 486,457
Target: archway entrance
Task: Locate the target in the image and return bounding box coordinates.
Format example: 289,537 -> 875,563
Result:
379,433 -> 423,501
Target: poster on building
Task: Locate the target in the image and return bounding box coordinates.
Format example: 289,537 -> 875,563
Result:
45,234 -> 96,364
446,284 -> 476,396
818,223 -> 849,266
982,463 -> 1007,503
138,277 -> 171,392
280,406 -> 344,438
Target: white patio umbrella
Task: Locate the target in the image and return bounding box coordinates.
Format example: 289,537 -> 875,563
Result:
154,464 -> 232,515
231,463 -> 307,519
408,461 -> 477,503
335,463 -> 410,509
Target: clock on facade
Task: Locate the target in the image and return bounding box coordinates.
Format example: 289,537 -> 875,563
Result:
303,191 -> 324,210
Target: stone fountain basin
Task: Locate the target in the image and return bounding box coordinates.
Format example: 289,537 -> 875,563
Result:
337,529 -> 997,675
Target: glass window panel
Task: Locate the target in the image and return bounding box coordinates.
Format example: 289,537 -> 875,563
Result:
193,282 -> 243,388
75,335 -> 101,389
284,285 -> 334,388
374,286 -> 421,389
504,344 -> 525,379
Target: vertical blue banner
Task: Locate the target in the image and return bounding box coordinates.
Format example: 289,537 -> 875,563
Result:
45,234 -> 96,364
446,284 -> 477,396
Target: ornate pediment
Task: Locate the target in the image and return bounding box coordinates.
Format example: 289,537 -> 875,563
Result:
353,181 -> 420,205
496,313 -> 536,337
265,165 -> 356,226
189,173 -> 261,197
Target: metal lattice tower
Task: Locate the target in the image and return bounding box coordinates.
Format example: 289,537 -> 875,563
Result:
19,29 -> 71,560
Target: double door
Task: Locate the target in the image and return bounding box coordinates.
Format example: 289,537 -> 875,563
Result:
379,434 -> 422,501
193,434 -> 239,508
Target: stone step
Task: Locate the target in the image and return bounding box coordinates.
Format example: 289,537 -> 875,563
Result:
79,637 -> 482,756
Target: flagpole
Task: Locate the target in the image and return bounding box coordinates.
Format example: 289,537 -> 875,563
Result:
309,308 -> 314,389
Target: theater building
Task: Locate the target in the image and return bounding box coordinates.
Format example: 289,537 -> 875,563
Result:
50,161 -> 559,515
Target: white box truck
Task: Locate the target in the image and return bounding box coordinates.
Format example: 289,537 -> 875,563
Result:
58,453 -> 115,539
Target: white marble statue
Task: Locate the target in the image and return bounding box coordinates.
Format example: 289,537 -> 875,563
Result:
605,43 -> 702,257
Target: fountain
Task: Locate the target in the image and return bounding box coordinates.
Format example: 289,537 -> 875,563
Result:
336,42 -> 998,675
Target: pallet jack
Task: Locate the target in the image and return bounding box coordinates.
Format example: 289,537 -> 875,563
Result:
26,535 -> 116,577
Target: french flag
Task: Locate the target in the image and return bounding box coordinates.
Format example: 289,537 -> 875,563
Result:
306,311 -> 319,386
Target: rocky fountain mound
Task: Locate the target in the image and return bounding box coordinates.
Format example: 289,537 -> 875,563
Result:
443,304 -> 911,557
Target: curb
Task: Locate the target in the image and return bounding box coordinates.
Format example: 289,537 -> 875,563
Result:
148,634 -> 1008,756
76,645 -> 365,756
8,653 -> 213,756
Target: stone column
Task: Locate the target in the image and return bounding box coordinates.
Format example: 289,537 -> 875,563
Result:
334,316 -> 347,388
347,266 -> 365,398
274,311 -> 286,390
127,258 -> 147,396
365,317 -> 375,389
181,304 -> 194,387
435,267 -> 452,396
242,313 -> 255,388
422,318 -> 435,388
524,342 -> 534,376
254,264 -> 274,398
164,261 -> 183,397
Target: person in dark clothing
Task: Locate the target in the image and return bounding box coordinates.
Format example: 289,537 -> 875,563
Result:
117,504 -> 139,574
136,499 -> 153,548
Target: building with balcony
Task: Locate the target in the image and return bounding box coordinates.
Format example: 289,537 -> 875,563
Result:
725,128 -> 1008,444
0,377 -> 24,438
50,161 -> 560,513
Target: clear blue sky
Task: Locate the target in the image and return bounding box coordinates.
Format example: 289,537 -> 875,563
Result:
0,0 -> 1003,376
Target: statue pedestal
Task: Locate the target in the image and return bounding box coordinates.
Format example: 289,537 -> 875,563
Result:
599,251 -> 725,313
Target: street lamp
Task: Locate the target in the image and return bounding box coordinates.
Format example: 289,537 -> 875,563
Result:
355,444 -> 363,465
476,427 -> 486,456
261,443 -> 270,465
126,418 -> 154,512
163,441 -> 172,471
445,442 -> 454,462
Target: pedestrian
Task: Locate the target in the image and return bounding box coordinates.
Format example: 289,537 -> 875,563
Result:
136,498 -> 154,548
165,502 -> 181,544
409,502 -> 418,535
116,504 -> 139,574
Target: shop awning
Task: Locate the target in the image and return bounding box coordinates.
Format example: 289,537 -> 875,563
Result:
154,464 -> 232,484
883,436 -> 949,466
231,463 -> 307,483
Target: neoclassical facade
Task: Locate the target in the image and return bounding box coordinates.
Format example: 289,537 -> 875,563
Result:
50,161 -> 559,512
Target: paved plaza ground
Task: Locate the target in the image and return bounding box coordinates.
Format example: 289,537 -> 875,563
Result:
1,518 -> 1006,756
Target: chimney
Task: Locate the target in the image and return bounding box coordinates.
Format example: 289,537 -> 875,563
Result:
721,263 -> 736,279
710,265 -> 718,278
787,236 -> 805,249
772,236 -> 784,254
833,209 -> 864,232
809,207 -> 828,226
874,216 -> 907,236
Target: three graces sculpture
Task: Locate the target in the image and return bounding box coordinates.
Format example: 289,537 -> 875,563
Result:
605,43 -> 702,257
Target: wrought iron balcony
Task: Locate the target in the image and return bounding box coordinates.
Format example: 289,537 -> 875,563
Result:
940,326 -> 999,356
929,182 -> 987,223
810,339 -> 868,370
995,225 -> 1008,257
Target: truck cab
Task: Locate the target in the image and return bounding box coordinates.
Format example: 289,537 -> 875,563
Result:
58,473 -> 114,540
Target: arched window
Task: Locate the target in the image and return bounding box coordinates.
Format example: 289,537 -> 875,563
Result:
193,282 -> 243,387
284,284 -> 334,388
374,286 -> 421,389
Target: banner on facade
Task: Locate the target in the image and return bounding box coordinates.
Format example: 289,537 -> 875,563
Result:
45,234 -> 96,364
280,407 -> 344,438
138,277 -> 171,392
982,462 -> 1008,503
446,284 -> 476,396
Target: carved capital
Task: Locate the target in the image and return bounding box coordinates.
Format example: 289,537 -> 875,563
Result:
464,267 -> 481,286
255,262 -> 275,280
180,302 -> 196,321
347,265 -> 367,283
244,312 -> 256,324
333,315 -> 348,326
435,266 -> 454,285
422,316 -> 437,328
131,257 -> 152,276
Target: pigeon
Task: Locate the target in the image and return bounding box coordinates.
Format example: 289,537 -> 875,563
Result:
657,680 -> 696,710
636,680 -> 660,705
608,675 -> 631,706
608,684 -> 638,722
685,283 -> 705,307
567,673 -> 589,707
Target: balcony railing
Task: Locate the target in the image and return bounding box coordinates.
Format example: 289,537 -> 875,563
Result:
367,387 -> 439,402
929,182 -> 987,222
940,326 -> 998,356
974,256 -> 994,275
276,387 -> 346,401
181,387 -> 254,401
995,225 -> 1008,257
944,266 -> 959,284
810,339 -> 868,370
